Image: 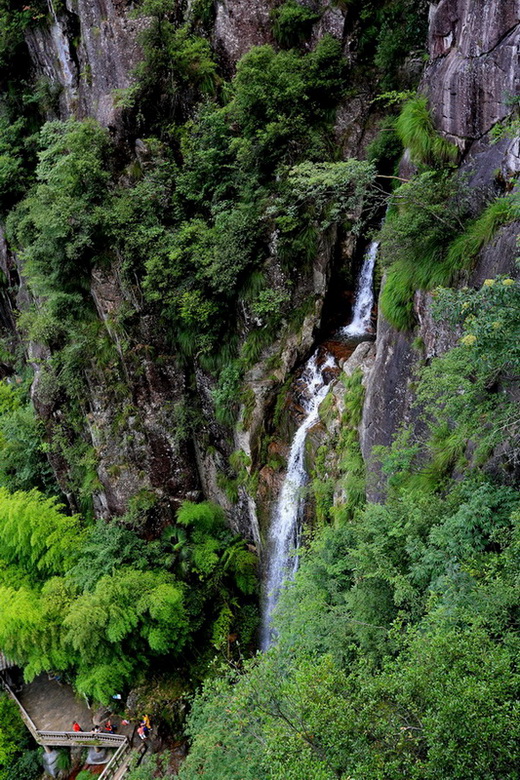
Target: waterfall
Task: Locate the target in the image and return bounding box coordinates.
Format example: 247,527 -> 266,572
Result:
46,0 -> 77,99
341,241 -> 378,337
260,350 -> 336,650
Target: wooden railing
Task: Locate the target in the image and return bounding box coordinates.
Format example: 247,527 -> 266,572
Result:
99,739 -> 134,780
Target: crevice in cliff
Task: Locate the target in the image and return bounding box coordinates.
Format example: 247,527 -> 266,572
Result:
470,20 -> 519,59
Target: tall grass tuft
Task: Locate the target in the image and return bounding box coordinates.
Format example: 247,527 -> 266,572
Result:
396,96 -> 458,167
380,264 -> 416,331
446,193 -> 520,272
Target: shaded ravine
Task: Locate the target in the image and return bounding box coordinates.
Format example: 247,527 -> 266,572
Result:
260,242 -> 378,650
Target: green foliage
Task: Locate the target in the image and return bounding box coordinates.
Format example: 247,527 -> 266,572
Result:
182,477 -> 520,779
0,487 -> 84,576
128,4 -> 219,133
270,0 -> 320,48
348,0 -> 429,90
0,693 -> 33,780
4,748 -> 42,780
7,119 -> 110,297
174,501 -> 257,595
0,485 -> 257,701
271,158 -> 376,266
396,95 -> 458,167
126,754 -> 172,780
231,37 -> 346,171
380,262 -> 416,329
414,278 -> 520,472
142,203 -> 261,356
378,171 -> 469,329
70,519 -> 152,591
333,370 -> 366,523
0,380 -> 55,494
366,115 -> 401,171
445,192 -> 520,271
0,114 -> 34,213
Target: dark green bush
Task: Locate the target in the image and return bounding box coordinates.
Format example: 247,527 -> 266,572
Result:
270,0 -> 321,48
6,119 -> 110,297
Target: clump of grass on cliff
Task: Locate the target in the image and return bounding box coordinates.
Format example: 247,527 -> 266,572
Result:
396,95 -> 458,167
446,193 -> 520,271
379,188 -> 520,330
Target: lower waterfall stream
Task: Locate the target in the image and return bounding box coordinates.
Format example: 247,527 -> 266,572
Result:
260,350 -> 337,650
261,240 -> 378,650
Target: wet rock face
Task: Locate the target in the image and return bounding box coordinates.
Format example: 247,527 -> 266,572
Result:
25,0 -> 144,126
426,0 -> 520,142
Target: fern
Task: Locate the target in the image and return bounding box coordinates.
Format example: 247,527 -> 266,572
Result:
0,487 -> 85,576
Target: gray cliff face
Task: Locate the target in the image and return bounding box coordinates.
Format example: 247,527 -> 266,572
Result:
214,0 -> 273,66
25,0 -> 144,126
361,0 -> 520,501
426,0 -> 520,144
86,265 -> 199,521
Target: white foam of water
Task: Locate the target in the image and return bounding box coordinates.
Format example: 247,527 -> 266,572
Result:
342,241 -> 378,337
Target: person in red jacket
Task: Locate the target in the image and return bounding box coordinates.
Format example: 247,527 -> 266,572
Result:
72,721 -> 81,732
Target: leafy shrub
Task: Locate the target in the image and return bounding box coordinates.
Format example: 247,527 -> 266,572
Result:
270,0 -> 321,48
231,37 -> 346,171
129,4 -> 219,133
0,693 -> 33,780
0,381 -> 55,494
5,748 -> 42,780
6,119 -> 110,297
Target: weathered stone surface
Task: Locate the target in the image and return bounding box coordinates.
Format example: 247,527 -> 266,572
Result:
72,0 -> 146,126
214,0 -> 272,67
425,0 -> 520,141
86,267 -> 199,519
25,0 -> 144,126
360,307 -> 421,502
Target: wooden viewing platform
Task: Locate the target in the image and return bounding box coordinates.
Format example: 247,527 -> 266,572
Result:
0,670 -> 137,779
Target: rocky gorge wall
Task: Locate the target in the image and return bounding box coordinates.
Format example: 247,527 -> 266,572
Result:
3,0 -> 389,544
361,0 -> 520,500
2,0 -> 518,545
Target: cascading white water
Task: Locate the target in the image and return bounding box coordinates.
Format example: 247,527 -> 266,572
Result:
260,351 -> 336,650
46,0 -> 77,105
341,241 -> 379,336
